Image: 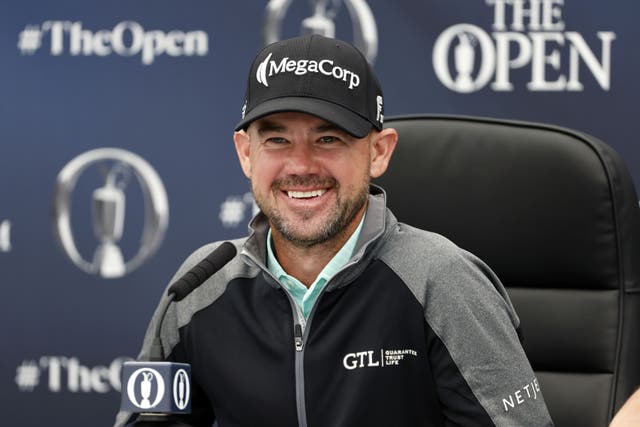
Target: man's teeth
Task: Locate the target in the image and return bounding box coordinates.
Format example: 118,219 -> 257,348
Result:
287,189 -> 327,199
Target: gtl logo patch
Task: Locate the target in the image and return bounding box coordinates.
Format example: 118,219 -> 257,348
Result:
342,349 -> 418,370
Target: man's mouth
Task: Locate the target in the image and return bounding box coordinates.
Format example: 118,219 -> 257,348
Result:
286,189 -> 327,199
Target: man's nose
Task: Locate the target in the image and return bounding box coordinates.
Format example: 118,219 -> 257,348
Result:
285,142 -> 321,175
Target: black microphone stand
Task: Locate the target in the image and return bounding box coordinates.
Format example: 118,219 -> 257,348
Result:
124,242 -> 237,426
128,294 -> 186,426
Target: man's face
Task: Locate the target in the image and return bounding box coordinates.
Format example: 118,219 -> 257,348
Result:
234,112 -> 378,248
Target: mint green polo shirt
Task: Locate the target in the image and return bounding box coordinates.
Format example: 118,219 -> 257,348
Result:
266,215 -> 365,320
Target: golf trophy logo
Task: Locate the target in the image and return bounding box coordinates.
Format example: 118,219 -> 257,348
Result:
92,162 -> 128,276
127,368 -> 166,410
453,33 -> 475,93
121,362 -> 191,414
263,0 -> 379,63
53,148 -> 169,278
173,369 -> 190,410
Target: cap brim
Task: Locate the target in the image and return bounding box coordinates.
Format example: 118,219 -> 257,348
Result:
234,97 -> 374,138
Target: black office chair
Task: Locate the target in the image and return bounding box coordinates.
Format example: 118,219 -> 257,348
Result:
375,115 -> 640,427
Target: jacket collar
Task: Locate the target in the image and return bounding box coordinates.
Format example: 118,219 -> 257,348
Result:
241,184 -> 397,289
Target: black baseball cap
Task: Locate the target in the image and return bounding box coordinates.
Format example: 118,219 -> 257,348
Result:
235,34 -> 384,138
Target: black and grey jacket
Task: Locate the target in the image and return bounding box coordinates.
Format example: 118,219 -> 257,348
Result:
117,187 -> 553,427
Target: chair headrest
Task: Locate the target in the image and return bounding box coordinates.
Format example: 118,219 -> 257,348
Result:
375,115 -> 640,290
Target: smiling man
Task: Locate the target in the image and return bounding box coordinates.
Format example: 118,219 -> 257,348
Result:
234,111 -> 395,288
117,35 -> 553,426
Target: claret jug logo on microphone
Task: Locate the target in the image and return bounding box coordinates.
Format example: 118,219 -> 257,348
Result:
432,0 -> 616,93
121,362 -> 191,414
52,148 -> 169,279
126,368 -> 166,410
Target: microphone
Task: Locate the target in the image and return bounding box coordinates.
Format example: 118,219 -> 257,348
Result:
120,242 -> 237,424
167,241 -> 237,302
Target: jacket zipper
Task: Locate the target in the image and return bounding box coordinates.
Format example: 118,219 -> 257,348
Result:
294,324 -> 304,351
290,260 -> 360,427
281,290 -> 308,427
242,249 -> 309,427
281,291 -> 307,427
243,249 -> 365,427
293,317 -> 307,427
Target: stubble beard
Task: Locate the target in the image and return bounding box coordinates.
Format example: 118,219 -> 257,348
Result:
253,175 -> 370,248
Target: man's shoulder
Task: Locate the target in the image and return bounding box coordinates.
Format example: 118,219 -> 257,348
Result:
379,221 -> 467,266
377,221 -> 506,308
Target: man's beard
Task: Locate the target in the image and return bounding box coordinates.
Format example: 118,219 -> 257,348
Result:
253,175 -> 369,248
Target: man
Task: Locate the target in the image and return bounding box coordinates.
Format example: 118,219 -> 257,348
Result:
117,35 -> 553,426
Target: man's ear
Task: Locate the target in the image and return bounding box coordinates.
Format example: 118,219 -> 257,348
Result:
369,128 -> 398,178
233,130 -> 252,178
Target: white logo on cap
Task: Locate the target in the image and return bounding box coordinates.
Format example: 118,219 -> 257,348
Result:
256,53 -> 273,87
241,100 -> 247,119
255,52 -> 360,90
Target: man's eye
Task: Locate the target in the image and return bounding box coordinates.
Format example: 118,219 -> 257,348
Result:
318,136 -> 338,144
266,137 -> 287,144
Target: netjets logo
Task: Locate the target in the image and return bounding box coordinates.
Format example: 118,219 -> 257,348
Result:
256,52 -> 361,90
432,0 -> 616,93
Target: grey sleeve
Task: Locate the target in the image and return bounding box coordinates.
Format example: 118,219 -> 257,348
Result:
381,227 -> 554,426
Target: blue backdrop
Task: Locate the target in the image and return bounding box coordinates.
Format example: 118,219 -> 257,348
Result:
2,0 -> 638,425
